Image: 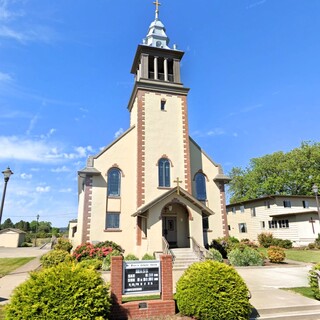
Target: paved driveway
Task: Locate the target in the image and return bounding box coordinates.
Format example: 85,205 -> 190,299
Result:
0,246 -> 50,258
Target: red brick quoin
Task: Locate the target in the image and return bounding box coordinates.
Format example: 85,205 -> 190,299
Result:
110,255 -> 175,320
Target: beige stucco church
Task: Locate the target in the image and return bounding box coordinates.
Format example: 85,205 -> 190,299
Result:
69,3 -> 230,257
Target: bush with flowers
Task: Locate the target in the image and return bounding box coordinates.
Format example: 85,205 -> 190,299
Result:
72,242 -> 113,262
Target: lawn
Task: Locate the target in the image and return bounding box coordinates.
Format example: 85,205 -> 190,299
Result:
282,287 -> 315,300
0,257 -> 35,278
285,250 -> 320,264
259,248 -> 320,264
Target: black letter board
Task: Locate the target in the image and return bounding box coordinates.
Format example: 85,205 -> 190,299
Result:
123,260 -> 161,295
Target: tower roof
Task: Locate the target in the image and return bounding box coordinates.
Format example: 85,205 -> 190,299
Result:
142,1 -> 171,49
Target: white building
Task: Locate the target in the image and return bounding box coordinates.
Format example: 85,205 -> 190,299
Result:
69,4 -> 230,257
226,195 -> 319,246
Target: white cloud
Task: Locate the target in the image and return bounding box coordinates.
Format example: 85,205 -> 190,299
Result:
0,0 -> 23,22
247,0 -> 267,9
0,136 -> 93,163
20,173 -> 32,179
228,104 -> 263,117
40,128 -> 56,139
0,71 -> 12,82
51,166 -> 70,173
36,186 -> 51,193
59,188 -> 72,193
114,128 -> 124,138
207,128 -> 225,137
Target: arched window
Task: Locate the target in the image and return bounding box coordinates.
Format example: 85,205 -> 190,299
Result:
158,158 -> 170,187
195,173 -> 207,201
107,168 -> 121,196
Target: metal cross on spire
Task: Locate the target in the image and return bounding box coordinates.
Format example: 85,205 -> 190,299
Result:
153,0 -> 161,19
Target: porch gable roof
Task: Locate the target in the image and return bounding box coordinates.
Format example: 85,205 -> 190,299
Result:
132,186 -> 215,217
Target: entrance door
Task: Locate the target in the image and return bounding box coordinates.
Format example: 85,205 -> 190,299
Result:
162,217 -> 177,247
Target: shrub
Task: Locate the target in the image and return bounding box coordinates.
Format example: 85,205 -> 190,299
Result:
207,240 -> 227,259
240,239 -> 258,249
40,249 -> 73,268
53,237 -> 73,252
176,260 -> 251,320
272,238 -> 292,249
101,250 -> 123,271
72,242 -> 113,262
125,253 -> 139,261
258,232 -> 274,248
4,263 -> 111,319
309,263 -> 320,300
267,246 -> 286,263
20,242 -> 31,247
142,253 -> 155,260
207,248 -> 223,262
228,246 -> 264,266
94,240 -> 125,253
77,258 -> 102,270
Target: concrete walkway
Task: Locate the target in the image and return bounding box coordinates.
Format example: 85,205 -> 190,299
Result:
0,247 -> 50,305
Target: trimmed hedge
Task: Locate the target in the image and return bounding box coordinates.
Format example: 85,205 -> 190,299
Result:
4,262 -> 111,319
40,249 -> 73,268
309,263 -> 320,300
208,248 -> 223,262
176,260 -> 251,320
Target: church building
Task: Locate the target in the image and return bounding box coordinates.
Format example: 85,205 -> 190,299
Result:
70,3 -> 230,257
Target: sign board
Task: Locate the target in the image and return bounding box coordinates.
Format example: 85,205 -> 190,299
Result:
123,260 -> 161,295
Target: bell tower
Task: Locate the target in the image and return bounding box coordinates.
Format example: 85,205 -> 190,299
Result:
128,2 -> 191,208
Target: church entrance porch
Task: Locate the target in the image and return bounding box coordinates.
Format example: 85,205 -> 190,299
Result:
161,202 -> 190,249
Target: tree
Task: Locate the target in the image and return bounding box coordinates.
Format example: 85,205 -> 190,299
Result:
1,218 -> 14,229
228,142 -> 320,203
15,220 -> 31,232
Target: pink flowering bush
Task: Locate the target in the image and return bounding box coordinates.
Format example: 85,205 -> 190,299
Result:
73,242 -> 113,262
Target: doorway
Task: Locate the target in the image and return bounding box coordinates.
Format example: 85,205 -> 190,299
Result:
162,216 -> 177,247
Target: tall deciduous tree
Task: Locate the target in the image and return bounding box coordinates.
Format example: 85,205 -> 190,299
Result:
228,142 -> 320,203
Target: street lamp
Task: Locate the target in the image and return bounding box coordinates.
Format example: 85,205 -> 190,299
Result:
0,167 -> 14,226
312,184 -> 320,226
35,214 -> 40,247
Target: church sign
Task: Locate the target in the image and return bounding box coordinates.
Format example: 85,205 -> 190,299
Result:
123,260 -> 161,295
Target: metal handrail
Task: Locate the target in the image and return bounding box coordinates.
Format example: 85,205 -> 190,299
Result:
189,236 -> 212,261
162,237 -> 175,262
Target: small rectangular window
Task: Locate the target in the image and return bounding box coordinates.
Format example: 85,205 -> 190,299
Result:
161,100 -> 166,111
240,205 -> 245,213
232,207 -> 236,214
238,223 -> 247,233
106,212 -> 120,229
264,200 -> 270,209
268,220 -> 278,229
278,219 -> 289,228
251,207 -> 256,217
283,200 -> 291,208
261,221 -> 265,229
228,225 -> 231,231
303,200 -> 309,208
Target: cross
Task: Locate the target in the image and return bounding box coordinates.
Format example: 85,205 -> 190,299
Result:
153,0 -> 161,19
310,217 -> 316,234
153,0 -> 161,11
173,177 -> 182,194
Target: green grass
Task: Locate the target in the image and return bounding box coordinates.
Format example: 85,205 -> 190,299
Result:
122,294 -> 161,303
285,250 -> 320,264
258,247 -> 320,264
282,287 -> 315,300
0,257 -> 35,277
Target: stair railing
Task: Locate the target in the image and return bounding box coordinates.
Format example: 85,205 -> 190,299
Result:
162,236 -> 175,262
189,237 -> 212,261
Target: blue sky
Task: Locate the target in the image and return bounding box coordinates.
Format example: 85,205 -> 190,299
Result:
0,0 -> 319,228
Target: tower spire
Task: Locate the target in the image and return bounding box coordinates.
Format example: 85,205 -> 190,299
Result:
153,0 -> 161,20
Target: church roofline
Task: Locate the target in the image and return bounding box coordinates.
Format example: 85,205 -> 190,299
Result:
91,125 -> 136,159
128,80 -> 189,111
132,186 -> 214,217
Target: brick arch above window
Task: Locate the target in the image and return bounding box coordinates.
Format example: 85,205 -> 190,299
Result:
155,155 -> 174,167
106,164 -> 125,177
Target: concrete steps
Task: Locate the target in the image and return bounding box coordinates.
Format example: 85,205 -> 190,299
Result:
250,305 -> 320,320
171,248 -> 200,270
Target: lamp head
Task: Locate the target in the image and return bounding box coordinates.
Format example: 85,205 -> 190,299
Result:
2,167 -> 13,182
312,184 -> 319,195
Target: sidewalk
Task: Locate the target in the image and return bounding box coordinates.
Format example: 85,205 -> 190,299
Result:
0,247 -> 50,305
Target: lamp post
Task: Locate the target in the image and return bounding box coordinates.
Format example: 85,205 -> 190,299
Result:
0,167 -> 13,226
35,214 -> 40,247
312,184 -> 320,226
